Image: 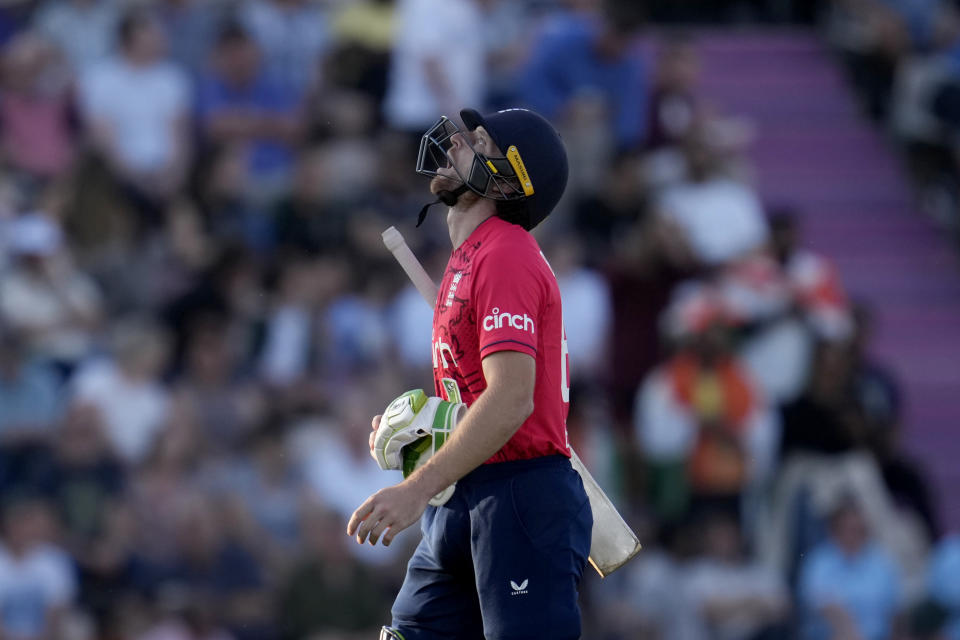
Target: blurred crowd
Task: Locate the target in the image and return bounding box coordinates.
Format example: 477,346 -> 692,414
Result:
0,1 -> 957,640
832,0 -> 960,245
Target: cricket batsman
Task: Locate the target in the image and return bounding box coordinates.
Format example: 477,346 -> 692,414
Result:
346,107 -> 593,639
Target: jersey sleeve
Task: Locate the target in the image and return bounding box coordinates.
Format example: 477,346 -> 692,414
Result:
473,245 -> 544,359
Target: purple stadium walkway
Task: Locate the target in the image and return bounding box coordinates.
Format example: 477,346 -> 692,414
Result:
695,30 -> 960,532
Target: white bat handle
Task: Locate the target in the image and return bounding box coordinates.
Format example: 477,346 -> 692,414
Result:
382,226 -> 439,307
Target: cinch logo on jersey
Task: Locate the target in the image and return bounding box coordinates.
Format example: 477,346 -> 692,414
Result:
482,307 -> 535,334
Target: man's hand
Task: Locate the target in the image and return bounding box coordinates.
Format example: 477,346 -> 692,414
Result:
347,481 -> 432,546
369,414 -> 382,454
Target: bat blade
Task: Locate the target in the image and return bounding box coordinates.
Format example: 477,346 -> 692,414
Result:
570,449 -> 643,576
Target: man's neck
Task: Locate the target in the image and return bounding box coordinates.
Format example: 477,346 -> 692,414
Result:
447,201 -> 497,250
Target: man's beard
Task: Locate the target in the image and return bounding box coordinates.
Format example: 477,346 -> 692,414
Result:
431,178 -> 480,209
430,172 -> 461,195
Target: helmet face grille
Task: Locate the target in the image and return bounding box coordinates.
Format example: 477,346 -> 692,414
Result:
416,116 -> 525,203
416,117 -> 460,177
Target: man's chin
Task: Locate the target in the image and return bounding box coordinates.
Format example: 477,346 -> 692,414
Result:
430,174 -> 460,195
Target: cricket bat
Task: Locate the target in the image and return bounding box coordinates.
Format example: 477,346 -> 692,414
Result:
382,226 -> 641,577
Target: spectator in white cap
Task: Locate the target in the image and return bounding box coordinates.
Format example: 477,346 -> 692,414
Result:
0,214 -> 102,378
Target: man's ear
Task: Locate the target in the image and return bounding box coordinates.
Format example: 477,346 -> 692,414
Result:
473,126 -> 500,156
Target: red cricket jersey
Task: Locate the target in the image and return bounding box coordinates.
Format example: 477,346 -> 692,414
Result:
432,216 -> 571,463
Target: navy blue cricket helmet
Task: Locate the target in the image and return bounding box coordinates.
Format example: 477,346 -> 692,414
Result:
416,107 -> 569,231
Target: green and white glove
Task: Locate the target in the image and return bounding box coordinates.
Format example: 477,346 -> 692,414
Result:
373,389 -> 464,505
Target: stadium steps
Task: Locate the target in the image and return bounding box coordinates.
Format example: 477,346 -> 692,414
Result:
695,30 -> 960,532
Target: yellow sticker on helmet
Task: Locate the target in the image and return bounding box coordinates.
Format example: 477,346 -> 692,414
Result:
506,146 -> 534,196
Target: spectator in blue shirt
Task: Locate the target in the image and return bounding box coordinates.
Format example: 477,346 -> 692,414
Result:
197,22 -> 304,191
518,1 -> 648,151
881,0 -> 945,51
0,326 -> 60,494
799,497 -> 902,640
928,535 -> 960,640
0,328 -> 61,443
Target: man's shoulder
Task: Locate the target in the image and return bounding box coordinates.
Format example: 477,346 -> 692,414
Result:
470,222 -> 559,305
472,220 -> 544,273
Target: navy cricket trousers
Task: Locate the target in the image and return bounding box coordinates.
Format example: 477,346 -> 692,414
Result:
391,455 -> 593,640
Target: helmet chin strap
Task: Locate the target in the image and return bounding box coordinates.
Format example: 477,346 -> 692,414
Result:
416,183 -> 470,227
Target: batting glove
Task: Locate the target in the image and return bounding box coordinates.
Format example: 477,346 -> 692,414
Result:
372,389 -> 464,472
